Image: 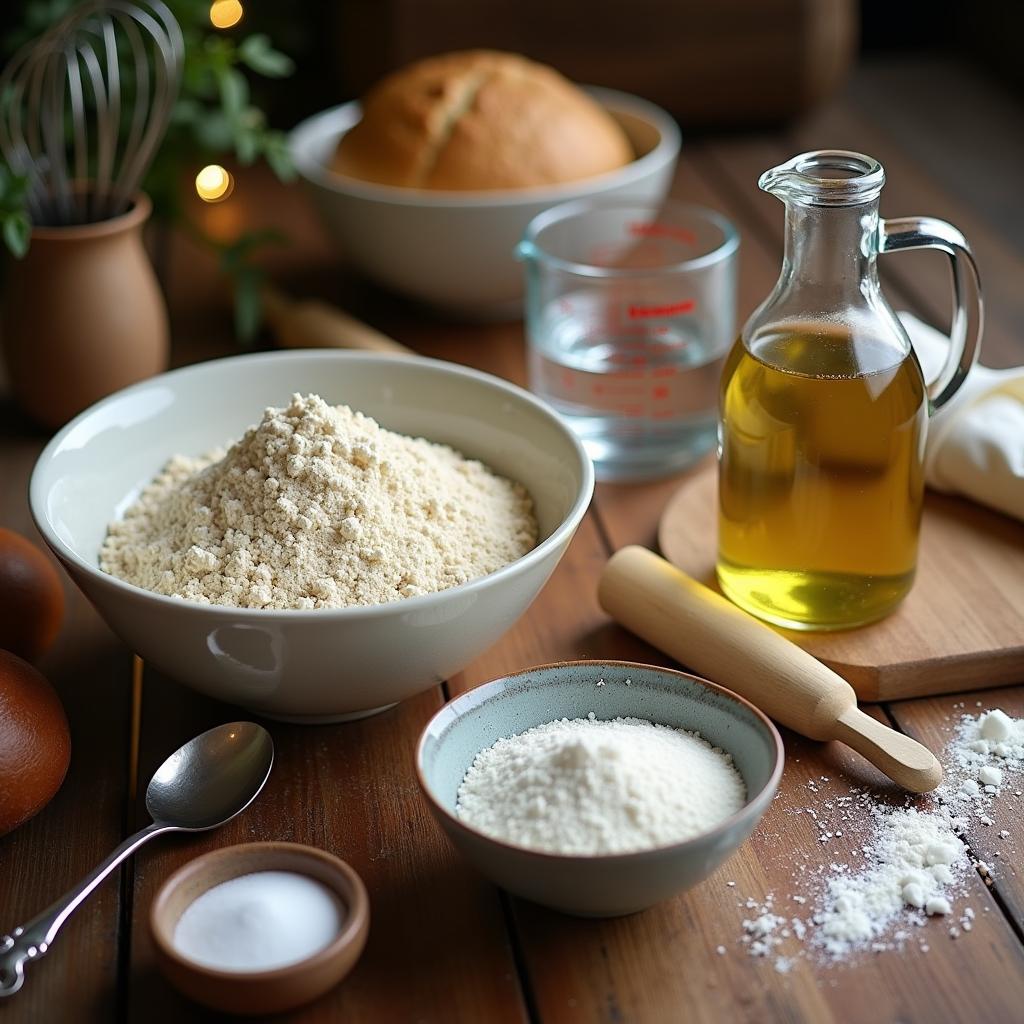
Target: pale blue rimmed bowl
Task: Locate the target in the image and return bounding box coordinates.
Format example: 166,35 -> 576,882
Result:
416,661 -> 783,917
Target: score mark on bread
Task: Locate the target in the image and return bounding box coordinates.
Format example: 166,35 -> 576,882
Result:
332,50 -> 634,191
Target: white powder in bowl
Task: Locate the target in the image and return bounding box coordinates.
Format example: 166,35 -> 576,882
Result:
455,716 -> 747,855
172,870 -> 344,972
100,393 -> 537,609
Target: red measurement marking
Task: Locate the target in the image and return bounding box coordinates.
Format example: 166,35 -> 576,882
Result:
628,299 -> 696,319
652,365 -> 677,378
587,243 -> 621,266
652,385 -> 669,400
627,222 -> 697,245
624,405 -> 644,417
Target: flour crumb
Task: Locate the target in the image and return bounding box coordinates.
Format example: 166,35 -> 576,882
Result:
100,394 -> 537,608
725,705 -> 1024,970
455,716 -> 745,855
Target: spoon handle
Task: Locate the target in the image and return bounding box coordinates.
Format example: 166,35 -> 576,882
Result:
0,821 -> 172,997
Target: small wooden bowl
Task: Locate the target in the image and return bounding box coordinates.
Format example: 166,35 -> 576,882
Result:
150,842 -> 370,1015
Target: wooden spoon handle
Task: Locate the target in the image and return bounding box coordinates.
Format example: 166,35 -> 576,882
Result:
598,546 -> 941,793
261,284 -> 412,355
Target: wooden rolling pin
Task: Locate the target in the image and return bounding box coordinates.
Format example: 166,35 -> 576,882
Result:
261,283 -> 412,355
598,546 -> 942,793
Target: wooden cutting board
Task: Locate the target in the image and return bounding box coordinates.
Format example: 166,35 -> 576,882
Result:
658,462 -> 1024,701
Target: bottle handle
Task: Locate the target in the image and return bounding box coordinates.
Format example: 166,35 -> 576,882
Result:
878,216 -> 983,413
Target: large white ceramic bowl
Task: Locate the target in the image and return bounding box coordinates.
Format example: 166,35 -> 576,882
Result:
288,87 -> 681,318
30,351 -> 594,722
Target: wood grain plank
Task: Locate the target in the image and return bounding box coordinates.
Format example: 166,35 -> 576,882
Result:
702,85 -> 1024,369
657,461 -> 1024,699
889,688 -> 1024,934
123,198 -> 538,1021
511,704 -> 1024,1024
448,514 -> 650,697
563,129 -> 1024,1021
696,130 -> 952,339
848,58 -> 1024,253
8,56 -> 1017,1024
126,678 -> 528,1024
789,100 -> 1022,366
0,422 -> 132,1023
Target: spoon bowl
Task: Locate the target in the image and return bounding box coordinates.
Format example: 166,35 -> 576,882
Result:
146,722 -> 275,830
1,721 -> 273,997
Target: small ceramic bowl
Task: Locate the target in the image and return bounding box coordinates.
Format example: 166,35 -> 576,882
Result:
150,842 -> 370,1015
30,350 -> 593,721
288,88 -> 680,318
417,661 -> 784,917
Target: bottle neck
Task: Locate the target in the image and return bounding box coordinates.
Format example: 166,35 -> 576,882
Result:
780,198 -> 880,294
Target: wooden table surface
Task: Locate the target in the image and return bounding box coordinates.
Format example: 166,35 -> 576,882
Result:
2,57 -> 1023,1023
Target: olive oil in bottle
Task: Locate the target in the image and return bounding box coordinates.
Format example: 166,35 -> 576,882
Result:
716,325 -> 927,630
721,149 -> 981,630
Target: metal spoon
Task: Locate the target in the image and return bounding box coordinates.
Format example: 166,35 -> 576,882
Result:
0,721 -> 274,997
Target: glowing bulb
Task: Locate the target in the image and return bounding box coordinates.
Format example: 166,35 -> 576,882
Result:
209,0 -> 243,29
195,164 -> 233,202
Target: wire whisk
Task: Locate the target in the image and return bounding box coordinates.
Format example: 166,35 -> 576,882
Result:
0,0 -> 183,227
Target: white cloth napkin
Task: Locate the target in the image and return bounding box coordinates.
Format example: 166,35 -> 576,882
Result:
901,311 -> 1024,521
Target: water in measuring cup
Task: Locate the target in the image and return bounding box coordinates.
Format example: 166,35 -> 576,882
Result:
528,290 -> 727,480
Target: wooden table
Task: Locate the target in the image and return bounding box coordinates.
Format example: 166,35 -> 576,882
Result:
3,57 -> 1024,1022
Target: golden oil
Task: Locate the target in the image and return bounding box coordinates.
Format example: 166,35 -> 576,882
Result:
717,326 -> 927,630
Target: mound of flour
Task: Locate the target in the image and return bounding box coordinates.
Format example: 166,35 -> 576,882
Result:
100,393 -> 537,609
456,714 -> 746,855
731,706 -> 1024,970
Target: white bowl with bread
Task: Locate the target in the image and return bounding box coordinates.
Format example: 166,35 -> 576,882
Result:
289,51 -> 681,318
29,350 -> 594,722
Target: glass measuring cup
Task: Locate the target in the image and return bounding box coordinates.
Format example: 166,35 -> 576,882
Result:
717,150 -> 982,631
518,199 -> 738,481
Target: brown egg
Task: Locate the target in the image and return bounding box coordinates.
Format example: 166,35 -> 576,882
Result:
0,527 -> 65,661
0,650 -> 71,837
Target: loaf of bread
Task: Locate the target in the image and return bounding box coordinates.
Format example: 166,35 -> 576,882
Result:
332,50 -> 634,190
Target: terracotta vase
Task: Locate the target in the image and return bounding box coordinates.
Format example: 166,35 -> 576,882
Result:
1,193 -> 169,429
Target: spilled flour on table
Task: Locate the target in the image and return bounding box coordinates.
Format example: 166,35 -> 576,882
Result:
730,704 -> 1024,970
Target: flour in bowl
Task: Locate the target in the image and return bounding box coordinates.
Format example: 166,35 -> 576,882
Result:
100,393 -> 538,609
456,716 -> 746,854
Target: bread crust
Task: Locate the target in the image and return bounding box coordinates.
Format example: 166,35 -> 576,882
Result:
332,50 -> 633,190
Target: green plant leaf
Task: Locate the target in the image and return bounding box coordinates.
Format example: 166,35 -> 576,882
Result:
3,211 -> 31,258
170,97 -> 202,125
217,66 -> 249,121
193,109 -> 235,150
263,134 -> 295,181
233,268 -> 262,344
235,127 -> 259,165
238,34 -> 295,78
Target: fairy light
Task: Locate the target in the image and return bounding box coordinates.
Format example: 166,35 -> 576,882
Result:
209,1 -> 243,29
195,164 -> 233,202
